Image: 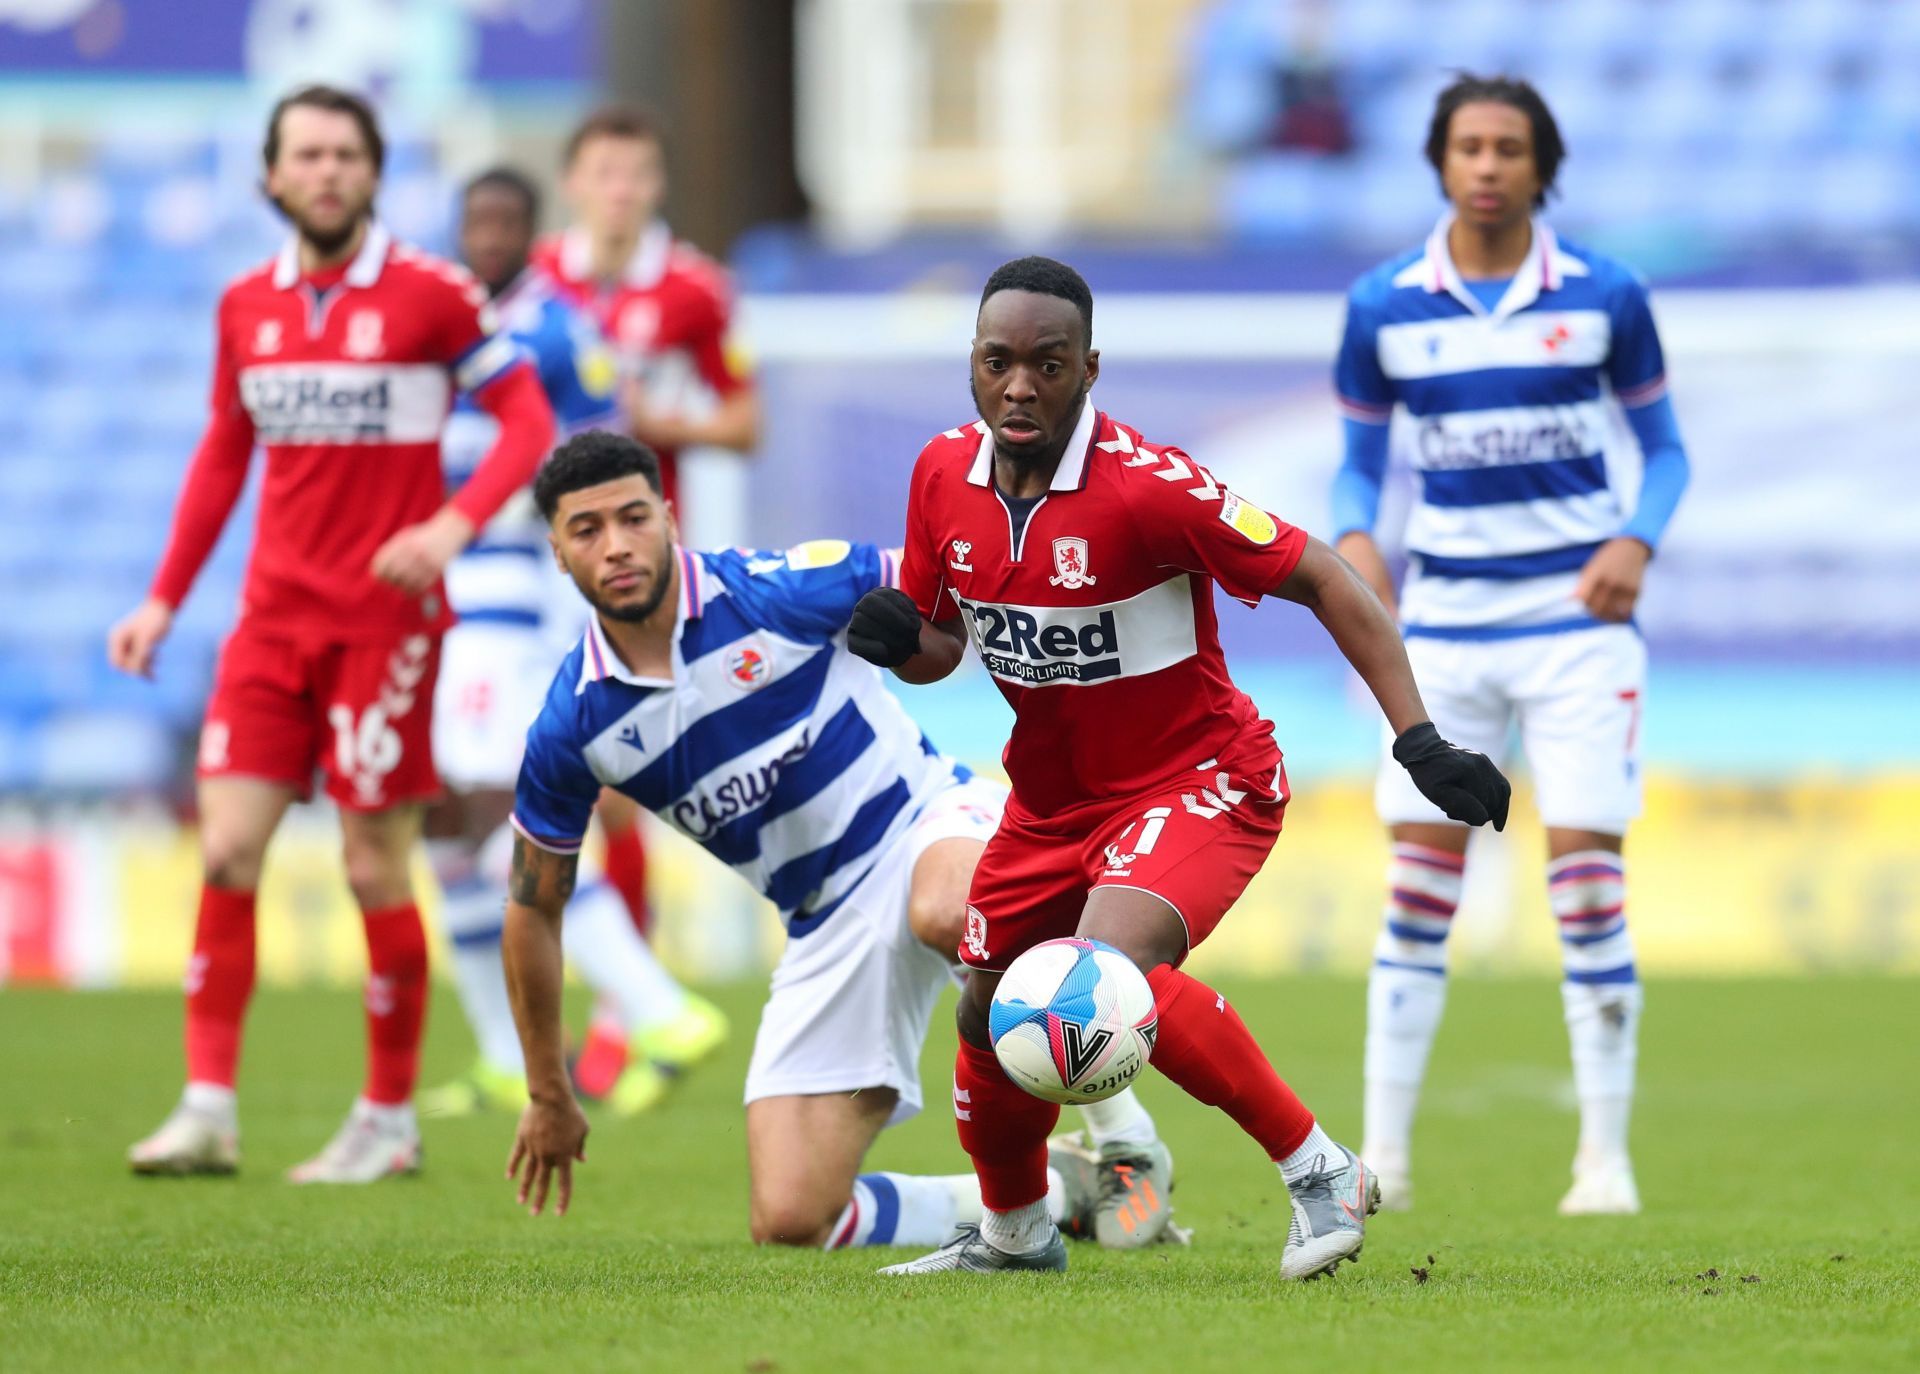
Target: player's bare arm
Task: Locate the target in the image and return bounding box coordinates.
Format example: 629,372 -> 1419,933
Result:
1332,530 -> 1398,618
1277,537 -> 1512,830
1572,536 -> 1651,623
501,834 -> 589,1217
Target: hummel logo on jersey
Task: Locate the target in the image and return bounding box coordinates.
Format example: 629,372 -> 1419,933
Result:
965,602 -> 1120,684
950,539 -> 974,572
1058,1021 -> 1116,1085
1049,537 -> 1096,589
253,319 -> 283,356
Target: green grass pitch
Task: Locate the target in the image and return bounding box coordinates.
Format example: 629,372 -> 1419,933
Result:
2,977 -> 1914,1373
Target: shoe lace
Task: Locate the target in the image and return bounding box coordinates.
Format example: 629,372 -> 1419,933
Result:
1097,1154 -> 1153,1206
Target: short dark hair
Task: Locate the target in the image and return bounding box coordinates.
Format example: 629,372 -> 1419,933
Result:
1425,73 -> 1564,206
263,84 -> 385,174
563,103 -> 663,167
979,255 -> 1094,347
534,431 -> 663,520
463,166 -> 541,226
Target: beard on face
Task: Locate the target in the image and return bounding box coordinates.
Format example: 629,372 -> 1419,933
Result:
298,211 -> 364,258
593,572 -> 672,624
572,535 -> 674,625
270,191 -> 370,257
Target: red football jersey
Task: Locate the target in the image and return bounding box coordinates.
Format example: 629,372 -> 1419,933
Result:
899,406 -> 1309,820
153,223 -> 522,640
530,224 -> 750,505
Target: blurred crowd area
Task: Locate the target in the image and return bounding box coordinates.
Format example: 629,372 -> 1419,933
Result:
0,0 -> 1917,803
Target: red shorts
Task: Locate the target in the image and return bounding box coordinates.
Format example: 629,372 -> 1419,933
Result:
959,757 -> 1290,971
197,621 -> 442,812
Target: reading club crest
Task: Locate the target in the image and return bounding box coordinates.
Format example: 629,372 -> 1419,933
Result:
726,639 -> 773,690
1049,537 -> 1095,589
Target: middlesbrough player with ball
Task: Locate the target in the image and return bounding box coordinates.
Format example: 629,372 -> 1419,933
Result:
847,257 -> 1510,1279
108,87 -> 555,1182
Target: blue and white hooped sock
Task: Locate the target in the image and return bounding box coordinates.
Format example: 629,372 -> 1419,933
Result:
1549,849 -> 1642,1160
427,838 -> 523,1074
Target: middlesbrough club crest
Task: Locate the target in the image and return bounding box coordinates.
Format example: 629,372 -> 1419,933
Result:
1049,537 -> 1095,589
343,309 -> 385,359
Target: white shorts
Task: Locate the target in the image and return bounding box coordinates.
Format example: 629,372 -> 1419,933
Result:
743,774 -> 1007,1126
431,623 -> 555,792
1376,624 -> 1647,834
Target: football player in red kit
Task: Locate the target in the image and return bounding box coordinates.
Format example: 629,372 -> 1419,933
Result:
107,86 -> 555,1183
847,257 -> 1509,1279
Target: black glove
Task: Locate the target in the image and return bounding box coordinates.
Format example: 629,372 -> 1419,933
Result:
847,586 -> 924,668
1393,722 -> 1511,830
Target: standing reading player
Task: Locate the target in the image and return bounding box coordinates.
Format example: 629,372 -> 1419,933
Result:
527,104 -> 759,1021
1333,76 -> 1689,1216
845,258 -> 1510,1279
108,87 -> 555,1182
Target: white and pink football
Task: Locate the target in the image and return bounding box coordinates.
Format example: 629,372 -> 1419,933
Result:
987,938 -> 1158,1105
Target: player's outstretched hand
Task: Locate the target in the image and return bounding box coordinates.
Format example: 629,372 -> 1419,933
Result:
1393,722 -> 1511,830
847,587 -> 923,668
107,597 -> 174,679
372,508 -> 475,596
507,1094 -> 589,1218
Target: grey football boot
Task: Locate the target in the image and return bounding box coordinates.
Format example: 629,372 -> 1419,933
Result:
878,1223 -> 1068,1274
1048,1132 -> 1186,1248
1280,1143 -> 1381,1280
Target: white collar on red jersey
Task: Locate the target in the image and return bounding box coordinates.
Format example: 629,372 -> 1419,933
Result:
557,220 -> 673,290
1403,213 -> 1585,321
576,545 -> 710,692
965,400 -> 1098,492
271,219 -> 392,291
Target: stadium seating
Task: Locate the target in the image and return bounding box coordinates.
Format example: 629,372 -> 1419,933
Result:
1192,0 -> 1920,244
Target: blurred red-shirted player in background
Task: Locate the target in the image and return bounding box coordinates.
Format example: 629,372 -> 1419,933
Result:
106,86 -> 556,1183
529,104 -> 760,1094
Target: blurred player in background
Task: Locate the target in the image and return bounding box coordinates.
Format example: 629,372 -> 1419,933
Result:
422,167 -> 725,1122
1332,76 -> 1690,1216
529,104 -> 761,1084
500,434 -> 1180,1252
107,87 -> 556,1181
847,258 -> 1509,1279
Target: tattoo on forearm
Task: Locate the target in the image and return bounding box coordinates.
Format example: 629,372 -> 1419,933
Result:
508,836 -> 578,908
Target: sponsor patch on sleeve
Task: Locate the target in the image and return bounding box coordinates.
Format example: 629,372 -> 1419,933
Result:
785,539 -> 852,571
1218,492 -> 1278,545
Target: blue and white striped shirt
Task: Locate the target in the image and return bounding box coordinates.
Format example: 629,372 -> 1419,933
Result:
442,271 -> 619,629
510,541 -> 967,937
1334,217 -> 1680,637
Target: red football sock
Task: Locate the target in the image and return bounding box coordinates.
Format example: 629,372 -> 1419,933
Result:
953,1037 -> 1060,1211
601,819 -> 652,939
184,885 -> 257,1088
571,1013 -> 630,1100
1146,964 -> 1315,1160
361,902 -> 429,1105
